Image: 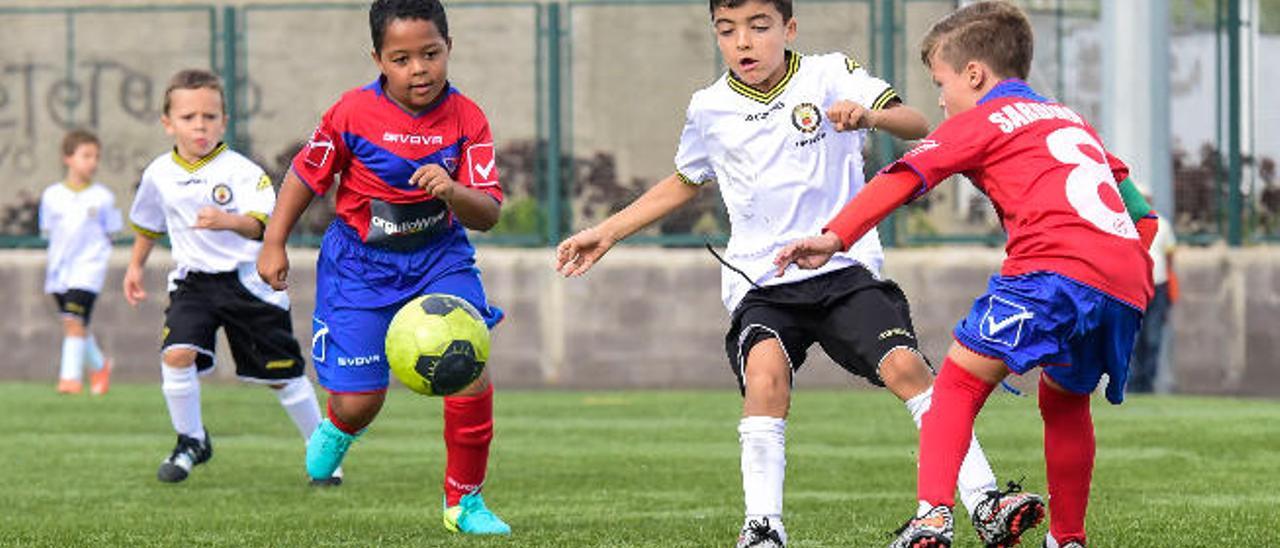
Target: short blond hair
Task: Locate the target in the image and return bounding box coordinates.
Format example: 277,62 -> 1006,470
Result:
920,1 -> 1033,80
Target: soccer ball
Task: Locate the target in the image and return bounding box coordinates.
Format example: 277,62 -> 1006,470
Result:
385,294 -> 490,396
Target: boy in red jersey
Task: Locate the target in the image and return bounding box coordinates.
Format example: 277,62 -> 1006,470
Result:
773,2 -> 1158,547
257,0 -> 509,535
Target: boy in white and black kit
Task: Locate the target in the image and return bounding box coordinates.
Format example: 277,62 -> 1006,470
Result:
41,129 -> 122,395
123,69 -> 332,485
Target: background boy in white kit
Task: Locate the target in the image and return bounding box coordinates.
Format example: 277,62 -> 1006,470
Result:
123,69 -> 330,484
40,129 -> 121,395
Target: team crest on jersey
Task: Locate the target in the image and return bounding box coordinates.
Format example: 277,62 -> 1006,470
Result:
791,103 -> 821,133
211,183 -> 233,205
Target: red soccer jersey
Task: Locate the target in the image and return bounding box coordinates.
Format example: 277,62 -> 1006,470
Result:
291,79 -> 502,243
888,84 -> 1152,308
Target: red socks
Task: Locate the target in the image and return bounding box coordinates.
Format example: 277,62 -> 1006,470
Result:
918,358 -> 997,507
1038,375 -> 1094,544
443,384 -> 495,506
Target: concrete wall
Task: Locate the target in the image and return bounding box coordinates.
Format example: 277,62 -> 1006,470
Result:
2,246 -> 1277,396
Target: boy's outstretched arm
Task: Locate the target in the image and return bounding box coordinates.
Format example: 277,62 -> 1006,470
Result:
258,170 -> 315,290
555,173 -> 699,277
773,169 -> 920,275
123,234 -> 156,307
827,101 -> 930,140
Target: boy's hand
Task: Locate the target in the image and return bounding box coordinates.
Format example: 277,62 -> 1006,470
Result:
555,227 -> 616,277
409,164 -> 458,203
193,206 -> 231,230
257,243 -> 290,291
773,232 -> 844,276
123,264 -> 147,307
827,100 -> 876,132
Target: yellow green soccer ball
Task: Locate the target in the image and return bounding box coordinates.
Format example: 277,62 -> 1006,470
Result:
385,294 -> 490,396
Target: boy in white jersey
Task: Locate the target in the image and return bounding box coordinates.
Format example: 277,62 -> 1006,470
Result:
555,0 -> 1042,545
123,69 -> 330,485
40,129 -> 121,395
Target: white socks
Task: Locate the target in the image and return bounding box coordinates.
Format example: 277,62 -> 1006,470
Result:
905,387 -> 998,514
162,364 -> 205,441
275,376 -> 322,441
84,335 -> 105,371
59,336 -> 86,381
739,415 -> 787,539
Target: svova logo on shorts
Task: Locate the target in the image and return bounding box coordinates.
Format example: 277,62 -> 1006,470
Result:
979,295 -> 1035,347
337,355 -> 382,367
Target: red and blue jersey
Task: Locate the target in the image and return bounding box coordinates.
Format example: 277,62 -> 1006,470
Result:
291,78 -> 502,250
887,80 -> 1152,309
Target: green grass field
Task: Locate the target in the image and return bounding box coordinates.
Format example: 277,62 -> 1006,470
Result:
1,383 -> 1277,547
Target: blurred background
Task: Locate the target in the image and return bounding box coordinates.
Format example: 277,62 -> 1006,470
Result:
0,0 -> 1276,396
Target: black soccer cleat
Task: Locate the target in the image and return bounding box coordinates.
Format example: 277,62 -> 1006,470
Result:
736,517 -> 786,547
157,429 -> 212,483
972,480 -> 1045,547
889,505 -> 954,548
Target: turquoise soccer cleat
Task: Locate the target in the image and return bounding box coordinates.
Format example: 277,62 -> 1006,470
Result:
442,491 -> 511,535
306,419 -> 358,481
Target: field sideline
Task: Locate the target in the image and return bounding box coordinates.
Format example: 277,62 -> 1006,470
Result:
1,383 -> 1277,547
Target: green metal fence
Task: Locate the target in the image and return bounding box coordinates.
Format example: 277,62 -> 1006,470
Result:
0,0 -> 1269,248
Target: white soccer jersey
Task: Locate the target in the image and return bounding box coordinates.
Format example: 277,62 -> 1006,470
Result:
40,182 -> 122,294
675,51 -> 900,311
129,144 -> 276,290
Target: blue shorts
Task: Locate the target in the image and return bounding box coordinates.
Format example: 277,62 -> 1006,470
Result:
952,272 -> 1142,404
312,221 -> 503,393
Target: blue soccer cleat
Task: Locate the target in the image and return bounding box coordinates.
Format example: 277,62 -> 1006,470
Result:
442,491 -> 511,535
306,419 -> 359,481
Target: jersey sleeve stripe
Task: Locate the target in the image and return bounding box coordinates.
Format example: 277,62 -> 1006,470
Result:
871,88 -> 900,111
676,171 -> 708,186
129,220 -> 164,239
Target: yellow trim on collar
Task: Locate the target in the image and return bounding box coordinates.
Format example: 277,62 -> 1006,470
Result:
727,51 -> 802,105
171,142 -> 228,173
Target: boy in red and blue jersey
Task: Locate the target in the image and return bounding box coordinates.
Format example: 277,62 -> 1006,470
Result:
257,0 -> 509,535
774,2 -> 1157,547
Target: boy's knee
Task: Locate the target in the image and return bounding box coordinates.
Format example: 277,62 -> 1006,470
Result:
61,316 -> 87,337
162,348 -> 198,368
329,392 -> 386,431
878,348 -> 931,390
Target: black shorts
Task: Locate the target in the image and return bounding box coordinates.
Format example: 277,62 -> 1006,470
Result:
53,289 -> 97,325
725,265 -> 927,392
163,271 -> 306,382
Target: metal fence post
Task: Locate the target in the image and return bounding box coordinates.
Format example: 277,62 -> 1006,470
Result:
1226,0 -> 1243,246
544,3 -> 564,246
221,5 -> 242,152
874,0 -> 897,246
